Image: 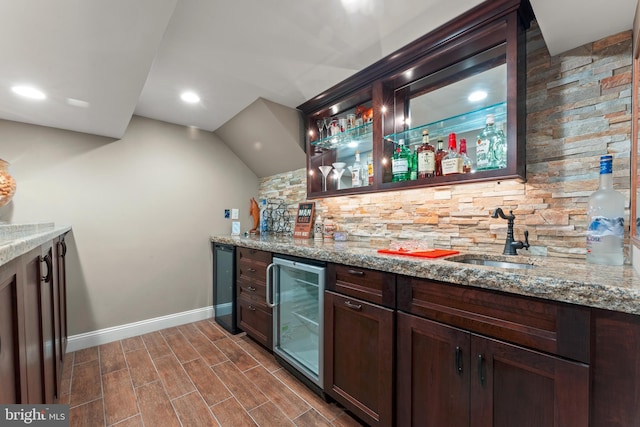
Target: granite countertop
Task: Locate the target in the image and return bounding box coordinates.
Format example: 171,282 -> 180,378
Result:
211,234 -> 640,316
0,222 -> 72,266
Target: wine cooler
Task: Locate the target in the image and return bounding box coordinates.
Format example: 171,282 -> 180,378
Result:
268,256 -> 326,392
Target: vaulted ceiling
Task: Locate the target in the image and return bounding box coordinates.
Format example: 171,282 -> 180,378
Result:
0,0 -> 636,140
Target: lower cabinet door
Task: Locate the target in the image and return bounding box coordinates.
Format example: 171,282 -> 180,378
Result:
397,312 -> 470,427
237,295 -> 272,349
324,291 -> 394,427
471,335 -> 590,427
0,260 -> 21,404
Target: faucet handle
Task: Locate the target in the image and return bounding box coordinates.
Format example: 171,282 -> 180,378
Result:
523,230 -> 530,250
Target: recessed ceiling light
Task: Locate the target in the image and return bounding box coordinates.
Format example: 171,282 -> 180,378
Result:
66,98 -> 90,108
12,85 -> 46,100
468,90 -> 488,102
181,91 -> 200,103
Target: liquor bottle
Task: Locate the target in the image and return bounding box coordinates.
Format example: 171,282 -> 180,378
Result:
435,138 -> 446,176
392,139 -> 411,182
494,122 -> 507,169
351,150 -> 362,187
459,138 -> 474,174
586,155 -> 625,265
367,153 -> 374,185
409,146 -> 417,181
476,114 -> 501,170
441,133 -> 462,176
417,129 -> 436,179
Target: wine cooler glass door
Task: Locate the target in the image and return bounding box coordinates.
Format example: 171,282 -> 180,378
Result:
273,257 -> 325,388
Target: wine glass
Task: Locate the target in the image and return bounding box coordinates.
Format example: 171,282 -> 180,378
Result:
323,117 -> 332,138
318,165 -> 333,191
316,119 -> 325,141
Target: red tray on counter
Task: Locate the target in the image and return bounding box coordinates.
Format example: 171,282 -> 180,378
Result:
377,248 -> 460,258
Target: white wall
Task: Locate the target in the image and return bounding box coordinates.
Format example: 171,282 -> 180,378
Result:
0,116 -> 259,335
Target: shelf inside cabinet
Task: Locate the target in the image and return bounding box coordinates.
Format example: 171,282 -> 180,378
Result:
312,121 -> 373,150
384,102 -> 506,146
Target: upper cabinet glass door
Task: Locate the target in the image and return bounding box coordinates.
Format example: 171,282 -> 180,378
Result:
298,0 -> 533,199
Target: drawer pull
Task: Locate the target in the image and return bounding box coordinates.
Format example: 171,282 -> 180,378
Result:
247,268 -> 256,273
347,269 -> 364,276
248,305 -> 256,311
248,286 -> 256,292
478,354 -> 486,386
344,300 -> 362,311
455,346 -> 463,375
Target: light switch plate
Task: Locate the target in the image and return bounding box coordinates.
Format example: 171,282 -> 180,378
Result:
231,208 -> 239,220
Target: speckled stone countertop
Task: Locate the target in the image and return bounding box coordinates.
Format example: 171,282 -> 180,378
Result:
0,223 -> 72,266
211,234 -> 640,316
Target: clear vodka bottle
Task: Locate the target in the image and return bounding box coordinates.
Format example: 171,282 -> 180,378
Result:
586,155 -> 625,265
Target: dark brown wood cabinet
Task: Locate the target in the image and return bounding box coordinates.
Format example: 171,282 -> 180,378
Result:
0,258 -> 23,404
236,247 -> 273,349
299,0 -> 533,199
323,263 -> 395,427
0,236 -> 68,405
22,246 -> 47,403
397,276 -> 591,427
397,312 -> 590,426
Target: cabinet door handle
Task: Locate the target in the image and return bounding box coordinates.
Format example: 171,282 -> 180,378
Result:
347,269 -> 364,276
248,305 -> 256,311
478,354 -> 486,386
247,268 -> 256,273
41,254 -> 52,283
455,346 -> 463,375
247,286 -> 256,292
344,300 -> 362,311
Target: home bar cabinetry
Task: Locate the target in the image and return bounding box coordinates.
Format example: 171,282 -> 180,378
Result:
0,233 -> 68,404
298,0 -> 532,199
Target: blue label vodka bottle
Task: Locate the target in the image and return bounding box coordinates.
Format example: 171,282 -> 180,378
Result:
586,155 -> 624,265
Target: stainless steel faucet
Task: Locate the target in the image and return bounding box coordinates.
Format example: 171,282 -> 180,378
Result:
492,208 -> 529,255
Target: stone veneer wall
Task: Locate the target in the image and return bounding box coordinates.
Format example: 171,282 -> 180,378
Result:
259,23 -> 633,261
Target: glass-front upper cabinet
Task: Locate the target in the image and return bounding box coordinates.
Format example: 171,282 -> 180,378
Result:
299,0 -> 532,198
380,41 -> 519,187
305,87 -> 375,196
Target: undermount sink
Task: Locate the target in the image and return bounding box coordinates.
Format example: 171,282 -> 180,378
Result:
446,255 -> 535,270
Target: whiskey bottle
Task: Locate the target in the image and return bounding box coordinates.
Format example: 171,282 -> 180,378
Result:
441,133 -> 462,176
459,138 -> 474,174
417,129 -> 435,179
367,153 -> 374,185
435,138 -> 446,176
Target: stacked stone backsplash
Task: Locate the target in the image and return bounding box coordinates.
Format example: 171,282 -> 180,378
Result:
259,22 -> 632,261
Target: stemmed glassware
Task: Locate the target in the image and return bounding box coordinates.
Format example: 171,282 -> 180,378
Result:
332,162 -> 346,190
316,119 -> 325,141
323,117 -> 332,138
318,165 -> 333,192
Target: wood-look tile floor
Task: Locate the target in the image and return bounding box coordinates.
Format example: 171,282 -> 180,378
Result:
58,319 -> 363,427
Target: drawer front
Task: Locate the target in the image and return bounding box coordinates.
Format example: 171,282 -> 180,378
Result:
397,275 -> 590,363
327,263 -> 396,307
237,277 -> 267,304
237,247 -> 272,283
237,295 -> 272,349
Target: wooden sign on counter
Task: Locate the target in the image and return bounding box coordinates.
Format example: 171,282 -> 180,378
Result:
293,202 -> 315,238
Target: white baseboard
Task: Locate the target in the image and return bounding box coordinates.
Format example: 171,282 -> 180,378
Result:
66,306 -> 214,352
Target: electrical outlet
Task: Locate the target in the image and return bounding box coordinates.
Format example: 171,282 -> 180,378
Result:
231,208 -> 239,219
224,209 -> 230,219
